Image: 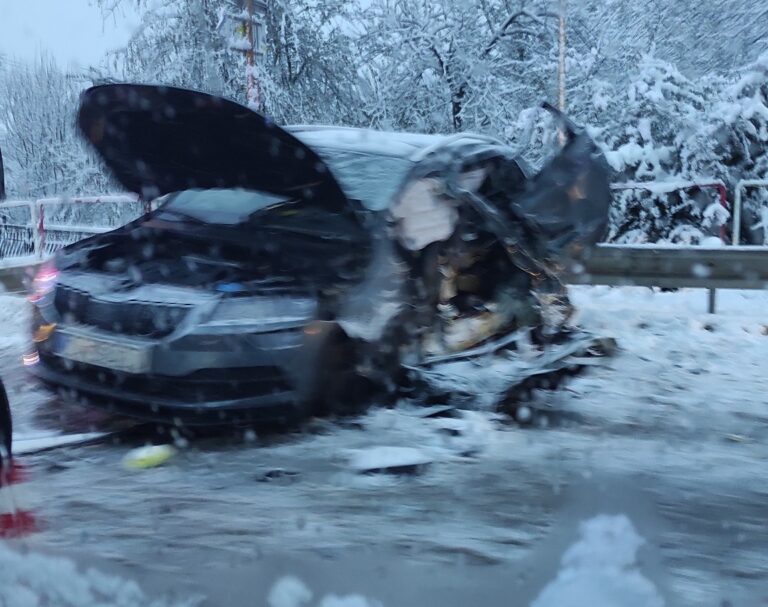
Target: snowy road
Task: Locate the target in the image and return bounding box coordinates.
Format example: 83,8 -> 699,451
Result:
2,287 -> 768,605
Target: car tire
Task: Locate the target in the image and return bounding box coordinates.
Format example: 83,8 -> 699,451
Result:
297,323 -> 374,419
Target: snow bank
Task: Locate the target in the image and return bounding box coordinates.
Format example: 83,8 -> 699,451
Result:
0,542 -> 194,607
532,515 -> 664,607
267,575 -> 380,607
563,286 -> 768,438
0,255 -> 39,270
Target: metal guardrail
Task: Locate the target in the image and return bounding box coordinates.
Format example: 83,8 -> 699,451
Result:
567,244 -> 768,313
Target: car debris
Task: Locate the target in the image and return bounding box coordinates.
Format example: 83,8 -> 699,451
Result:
349,446 -> 433,475
27,84 -> 612,426
414,405 -> 459,419
255,468 -> 301,483
122,444 -> 176,470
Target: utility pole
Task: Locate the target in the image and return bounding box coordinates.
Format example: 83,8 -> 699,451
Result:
230,0 -> 268,110
245,0 -> 259,109
558,0 -> 567,112
0,146 -> 5,201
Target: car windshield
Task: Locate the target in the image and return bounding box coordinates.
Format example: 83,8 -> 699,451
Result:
159,188 -> 291,225
311,148 -> 415,211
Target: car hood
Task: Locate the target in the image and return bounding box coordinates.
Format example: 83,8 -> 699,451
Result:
77,84 -> 349,212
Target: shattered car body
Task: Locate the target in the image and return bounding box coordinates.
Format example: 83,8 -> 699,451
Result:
28,84 -> 611,425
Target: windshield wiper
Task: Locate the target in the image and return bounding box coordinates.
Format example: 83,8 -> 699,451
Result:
156,208 -> 212,226
253,222 -> 358,242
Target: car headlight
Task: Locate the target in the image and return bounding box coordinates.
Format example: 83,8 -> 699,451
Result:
204,296 -> 317,326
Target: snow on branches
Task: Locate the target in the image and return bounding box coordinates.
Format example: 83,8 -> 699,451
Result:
3,2 -> 768,245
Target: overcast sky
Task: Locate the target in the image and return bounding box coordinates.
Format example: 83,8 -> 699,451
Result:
0,0 -> 137,68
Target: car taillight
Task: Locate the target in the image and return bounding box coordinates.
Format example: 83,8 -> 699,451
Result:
27,261 -> 59,304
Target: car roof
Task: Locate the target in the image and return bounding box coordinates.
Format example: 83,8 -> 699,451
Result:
286,125 -> 508,162
285,125 -> 518,212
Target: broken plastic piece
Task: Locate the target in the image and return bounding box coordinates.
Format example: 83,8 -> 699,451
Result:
122,445 -> 176,470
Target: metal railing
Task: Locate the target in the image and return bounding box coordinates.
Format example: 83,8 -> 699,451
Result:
0,200 -> 38,264
0,195 -> 143,264
732,179 -> 768,245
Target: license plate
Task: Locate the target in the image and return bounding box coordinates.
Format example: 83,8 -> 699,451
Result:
54,330 -> 151,374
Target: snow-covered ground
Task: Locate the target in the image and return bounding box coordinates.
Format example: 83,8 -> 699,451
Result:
532,514 -> 664,607
2,287 -> 768,606
0,542 -> 195,607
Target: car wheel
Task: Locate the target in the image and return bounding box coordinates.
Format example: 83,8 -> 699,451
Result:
297,323 -> 375,419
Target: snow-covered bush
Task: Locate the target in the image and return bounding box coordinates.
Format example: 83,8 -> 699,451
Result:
595,58 -> 707,242
600,52 -> 768,244
701,52 -> 768,243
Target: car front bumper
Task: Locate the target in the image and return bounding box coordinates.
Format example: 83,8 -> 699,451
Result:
30,357 -> 301,425
29,317 -> 315,425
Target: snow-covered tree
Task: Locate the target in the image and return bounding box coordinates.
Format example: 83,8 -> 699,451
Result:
572,0 -> 764,80
355,0 -> 561,135
0,57 -> 113,198
600,56 -> 707,182
579,56 -> 728,244
0,0 -> 762,246
702,51 -> 768,243
96,0 -> 241,97
257,0 -> 364,124
598,51 -> 768,244
96,0 -> 364,126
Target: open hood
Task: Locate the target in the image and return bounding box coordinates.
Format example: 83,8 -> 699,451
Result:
77,84 -> 348,211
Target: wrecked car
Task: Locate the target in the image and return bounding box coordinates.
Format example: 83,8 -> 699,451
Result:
27,84 -> 611,425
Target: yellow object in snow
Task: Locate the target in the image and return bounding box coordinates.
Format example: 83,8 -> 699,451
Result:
122,445 -> 176,470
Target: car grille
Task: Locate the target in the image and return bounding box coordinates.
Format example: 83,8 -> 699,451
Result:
39,352 -> 292,402
54,284 -> 192,338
